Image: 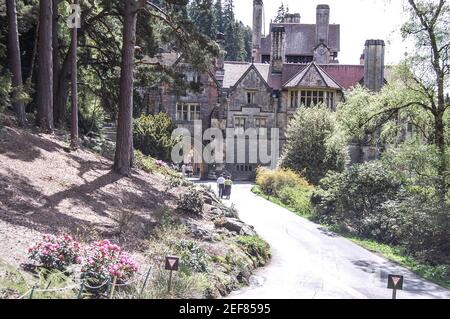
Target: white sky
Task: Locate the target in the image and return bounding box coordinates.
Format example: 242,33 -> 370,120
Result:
234,0 -> 413,65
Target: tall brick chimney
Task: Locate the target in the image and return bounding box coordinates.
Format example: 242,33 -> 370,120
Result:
316,4 -> 330,47
216,32 -> 225,71
252,0 -> 263,63
271,26 -> 285,73
364,40 -> 385,92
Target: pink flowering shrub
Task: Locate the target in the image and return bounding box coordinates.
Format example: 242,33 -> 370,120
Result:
81,240 -> 139,285
28,234 -> 82,271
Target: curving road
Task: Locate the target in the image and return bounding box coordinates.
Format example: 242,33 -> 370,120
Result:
204,182 -> 450,299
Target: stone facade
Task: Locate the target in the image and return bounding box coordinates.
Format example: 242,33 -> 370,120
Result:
143,3 -> 387,180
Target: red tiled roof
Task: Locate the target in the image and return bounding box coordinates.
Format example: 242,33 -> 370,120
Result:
283,62 -> 342,89
222,62 -> 365,91
319,64 -> 364,90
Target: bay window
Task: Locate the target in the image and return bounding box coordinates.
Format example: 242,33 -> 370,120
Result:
289,90 -> 335,108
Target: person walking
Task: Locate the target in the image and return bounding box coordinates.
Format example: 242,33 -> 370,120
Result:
217,174 -> 225,199
224,176 -> 233,200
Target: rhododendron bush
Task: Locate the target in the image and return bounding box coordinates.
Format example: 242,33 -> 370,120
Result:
28,234 -> 82,271
81,240 -> 139,285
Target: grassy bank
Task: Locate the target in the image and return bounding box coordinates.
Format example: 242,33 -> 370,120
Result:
251,185 -> 313,218
251,186 -> 450,290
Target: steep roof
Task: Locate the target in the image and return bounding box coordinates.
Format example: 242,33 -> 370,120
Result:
222,62 -> 271,89
261,24 -> 340,56
222,62 -> 368,91
283,62 -> 342,89
319,64 -> 365,90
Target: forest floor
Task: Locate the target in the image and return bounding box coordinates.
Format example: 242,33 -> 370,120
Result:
0,117 -> 269,299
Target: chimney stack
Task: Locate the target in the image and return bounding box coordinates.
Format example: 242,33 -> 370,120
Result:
271,26 -> 285,73
216,32 -> 225,71
283,13 -> 301,24
364,40 -> 385,91
316,5 -> 330,47
252,0 -> 263,63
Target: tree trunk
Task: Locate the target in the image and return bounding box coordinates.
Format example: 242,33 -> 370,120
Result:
113,0 -> 140,176
36,0 -> 54,132
70,0 -> 79,150
6,0 -> 26,126
52,0 -> 62,126
54,50 -> 71,126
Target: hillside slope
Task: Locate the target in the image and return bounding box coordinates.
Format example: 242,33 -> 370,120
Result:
0,123 -> 269,298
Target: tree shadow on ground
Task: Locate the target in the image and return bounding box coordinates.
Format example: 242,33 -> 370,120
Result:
350,258 -> 449,298
0,165 -> 178,250
0,127 -> 63,163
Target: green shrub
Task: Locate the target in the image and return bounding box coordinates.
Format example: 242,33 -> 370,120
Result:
278,186 -> 314,216
0,68 -> 11,114
255,167 -> 309,196
78,100 -> 105,135
312,161 -> 402,239
236,236 -> 271,265
313,158 -> 450,265
382,192 -> 450,264
134,150 -> 157,173
279,105 -> 348,184
133,113 -> 177,162
176,240 -> 210,274
177,188 -> 205,215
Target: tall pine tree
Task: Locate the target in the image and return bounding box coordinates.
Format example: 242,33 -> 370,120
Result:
188,0 -> 217,39
214,0 -> 224,34
275,2 -> 286,23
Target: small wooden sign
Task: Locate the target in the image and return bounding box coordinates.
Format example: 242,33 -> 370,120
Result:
388,274 -> 404,290
165,256 -> 180,271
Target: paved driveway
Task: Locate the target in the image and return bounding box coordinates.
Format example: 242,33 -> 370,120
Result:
203,182 -> 450,299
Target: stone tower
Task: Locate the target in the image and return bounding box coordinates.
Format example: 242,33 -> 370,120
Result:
252,0 -> 263,63
364,39 -> 385,92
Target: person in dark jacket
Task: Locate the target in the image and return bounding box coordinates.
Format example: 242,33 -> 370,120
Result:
224,176 -> 233,200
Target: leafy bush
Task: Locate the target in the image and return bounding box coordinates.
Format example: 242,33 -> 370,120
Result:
0,68 -> 11,114
280,105 -> 348,184
81,240 -> 139,285
28,234 -> 82,271
313,156 -> 450,265
278,186 -> 314,216
312,161 -> 402,239
236,236 -> 271,265
176,240 -> 210,274
133,113 -> 177,162
134,150 -> 157,173
78,100 -> 105,135
177,188 -> 205,215
381,192 -> 450,264
255,167 -> 309,196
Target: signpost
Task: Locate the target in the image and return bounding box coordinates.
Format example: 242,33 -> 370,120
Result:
387,274 -> 404,299
165,255 -> 180,293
